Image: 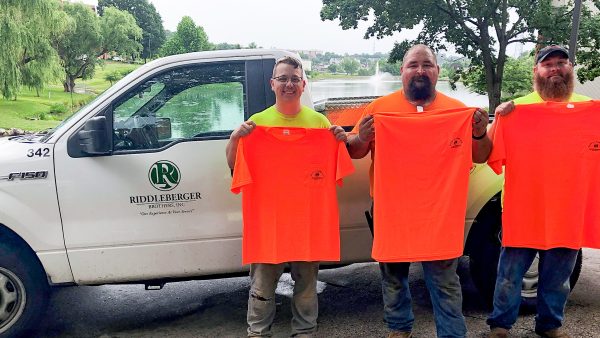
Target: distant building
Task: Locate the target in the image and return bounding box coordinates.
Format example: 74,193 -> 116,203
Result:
290,49 -> 323,59
302,60 -> 312,72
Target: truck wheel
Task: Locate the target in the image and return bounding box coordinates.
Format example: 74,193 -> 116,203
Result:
0,234 -> 49,336
466,195 -> 502,307
467,196 -> 583,310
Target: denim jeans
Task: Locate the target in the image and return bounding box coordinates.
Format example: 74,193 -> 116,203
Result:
487,247 -> 578,333
380,258 -> 467,338
247,262 -> 319,337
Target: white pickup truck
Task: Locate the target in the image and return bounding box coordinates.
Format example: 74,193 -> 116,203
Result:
0,49 -> 582,336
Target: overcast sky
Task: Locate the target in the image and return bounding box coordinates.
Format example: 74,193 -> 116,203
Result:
80,0 -> 418,55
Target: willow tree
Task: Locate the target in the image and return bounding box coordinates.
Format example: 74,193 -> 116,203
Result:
0,0 -> 64,99
55,4 -> 142,92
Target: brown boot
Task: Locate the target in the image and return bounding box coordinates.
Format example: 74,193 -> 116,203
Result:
535,328 -> 571,338
387,331 -> 412,338
489,327 -> 509,338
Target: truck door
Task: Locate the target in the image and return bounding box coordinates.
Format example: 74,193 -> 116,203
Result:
53,59 -> 271,283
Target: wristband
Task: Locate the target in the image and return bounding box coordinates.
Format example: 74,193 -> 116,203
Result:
472,129 -> 487,140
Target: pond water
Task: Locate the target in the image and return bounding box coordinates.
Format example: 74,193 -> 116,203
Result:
309,75 -> 489,107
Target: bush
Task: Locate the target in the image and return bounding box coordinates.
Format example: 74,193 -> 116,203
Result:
104,70 -> 122,85
120,68 -> 134,77
48,103 -> 68,114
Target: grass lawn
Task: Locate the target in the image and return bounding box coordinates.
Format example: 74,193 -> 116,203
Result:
0,61 -> 140,131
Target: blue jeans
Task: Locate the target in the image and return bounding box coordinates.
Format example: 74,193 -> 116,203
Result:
380,259 -> 467,338
487,247 -> 578,333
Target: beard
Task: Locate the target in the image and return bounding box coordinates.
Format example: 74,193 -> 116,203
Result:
534,71 -> 574,101
406,75 -> 434,101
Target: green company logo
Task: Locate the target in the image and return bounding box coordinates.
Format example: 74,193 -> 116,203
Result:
149,160 -> 180,191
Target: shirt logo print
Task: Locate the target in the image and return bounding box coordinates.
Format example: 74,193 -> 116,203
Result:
311,170 -> 325,180
450,138 -> 463,148
589,141 -> 600,151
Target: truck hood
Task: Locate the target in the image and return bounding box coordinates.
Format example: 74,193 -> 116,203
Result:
0,135 -> 53,167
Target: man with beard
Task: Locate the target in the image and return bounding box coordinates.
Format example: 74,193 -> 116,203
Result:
347,44 -> 490,338
487,45 -> 590,338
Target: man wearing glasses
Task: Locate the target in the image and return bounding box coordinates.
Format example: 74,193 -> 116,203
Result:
226,56 -> 346,337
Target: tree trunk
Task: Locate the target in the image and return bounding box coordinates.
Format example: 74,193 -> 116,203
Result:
63,75 -> 76,93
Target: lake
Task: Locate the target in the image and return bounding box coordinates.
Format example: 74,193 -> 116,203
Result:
309,76 -> 489,107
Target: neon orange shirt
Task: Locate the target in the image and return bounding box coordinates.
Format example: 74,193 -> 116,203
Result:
231,126 -> 355,264
350,90 -> 467,195
488,100 -> 600,249
372,108 -> 476,262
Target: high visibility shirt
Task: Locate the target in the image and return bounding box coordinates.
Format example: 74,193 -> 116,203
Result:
488,100 -> 600,249
513,91 -> 591,104
372,108 -> 476,262
350,90 -> 467,196
231,126 -> 355,264
490,91 -> 592,207
250,105 -> 331,128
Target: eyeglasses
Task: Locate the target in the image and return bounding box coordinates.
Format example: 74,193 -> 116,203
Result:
272,76 -> 303,84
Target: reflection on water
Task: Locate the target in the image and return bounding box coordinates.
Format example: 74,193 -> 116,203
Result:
309,77 -> 489,107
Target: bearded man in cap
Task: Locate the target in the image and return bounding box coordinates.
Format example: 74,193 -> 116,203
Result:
486,45 -> 591,338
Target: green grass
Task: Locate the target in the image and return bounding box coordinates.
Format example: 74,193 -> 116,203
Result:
0,61 -> 140,131
80,61 -> 139,94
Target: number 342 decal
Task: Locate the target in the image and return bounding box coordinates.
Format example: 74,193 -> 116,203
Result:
27,148 -> 50,158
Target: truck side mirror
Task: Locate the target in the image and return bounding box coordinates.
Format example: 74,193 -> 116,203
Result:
78,116 -> 111,155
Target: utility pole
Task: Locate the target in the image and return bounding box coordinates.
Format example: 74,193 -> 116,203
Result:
569,0 -> 583,64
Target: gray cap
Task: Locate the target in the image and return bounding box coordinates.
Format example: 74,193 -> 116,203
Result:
536,45 -> 569,64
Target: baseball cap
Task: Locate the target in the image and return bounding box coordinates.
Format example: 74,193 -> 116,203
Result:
536,45 -> 569,64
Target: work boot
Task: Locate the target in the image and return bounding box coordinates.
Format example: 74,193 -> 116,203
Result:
387,331 -> 412,338
489,327 -> 509,338
535,328 -> 571,338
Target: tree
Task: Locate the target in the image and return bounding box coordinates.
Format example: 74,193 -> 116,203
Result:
214,42 -> 242,50
378,59 -> 400,76
97,0 -> 166,62
340,57 -> 360,75
0,0 -> 64,99
462,54 -> 534,101
321,0 -> 600,111
55,3 -> 142,92
160,16 -> 211,56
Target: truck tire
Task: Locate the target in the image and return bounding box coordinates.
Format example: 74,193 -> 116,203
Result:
0,232 -> 49,337
467,196 -> 583,310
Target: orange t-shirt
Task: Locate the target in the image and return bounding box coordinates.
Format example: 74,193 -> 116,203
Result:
488,100 -> 600,250
351,90 -> 467,195
231,126 -> 355,264
372,108 -> 475,262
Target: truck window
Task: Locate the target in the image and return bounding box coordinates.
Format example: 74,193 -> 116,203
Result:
112,62 -> 246,151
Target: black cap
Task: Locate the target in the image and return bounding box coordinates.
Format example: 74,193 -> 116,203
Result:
536,45 -> 569,64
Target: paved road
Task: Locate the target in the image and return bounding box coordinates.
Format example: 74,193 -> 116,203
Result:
38,250 -> 600,337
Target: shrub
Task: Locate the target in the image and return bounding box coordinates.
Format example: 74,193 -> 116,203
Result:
48,103 -> 68,114
120,68 -> 134,77
104,70 -> 122,86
